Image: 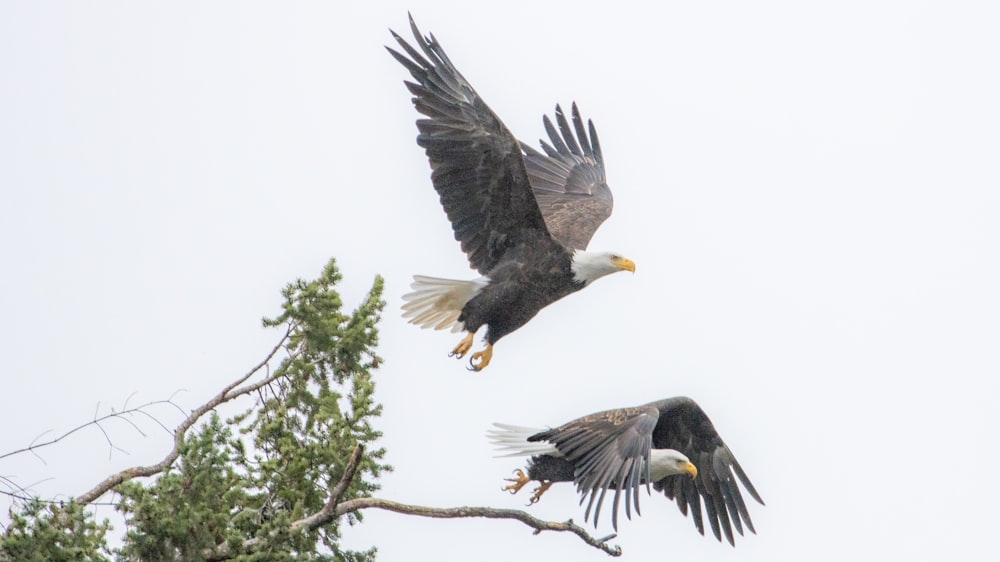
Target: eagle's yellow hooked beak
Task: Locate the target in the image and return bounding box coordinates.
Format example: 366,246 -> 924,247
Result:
613,256 -> 636,273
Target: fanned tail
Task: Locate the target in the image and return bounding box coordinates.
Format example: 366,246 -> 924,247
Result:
487,423 -> 562,458
401,275 -> 489,332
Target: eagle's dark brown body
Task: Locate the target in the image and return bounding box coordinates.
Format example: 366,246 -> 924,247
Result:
525,453 -> 576,483
460,231 -> 583,345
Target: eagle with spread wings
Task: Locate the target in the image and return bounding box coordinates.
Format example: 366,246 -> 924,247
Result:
490,397 -> 765,545
389,15 -> 635,371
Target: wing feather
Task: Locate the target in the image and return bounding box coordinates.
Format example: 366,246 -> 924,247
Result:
529,405 -> 658,530
388,15 -> 549,274
521,103 -> 614,250
649,397 -> 765,546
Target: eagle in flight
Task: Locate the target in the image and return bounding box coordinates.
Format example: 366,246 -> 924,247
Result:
388,15 -> 635,371
489,397 -> 764,545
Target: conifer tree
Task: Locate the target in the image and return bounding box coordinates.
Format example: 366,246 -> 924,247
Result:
1,258 -> 621,560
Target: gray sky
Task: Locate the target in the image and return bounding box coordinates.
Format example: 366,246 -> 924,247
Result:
2,1 -> 999,560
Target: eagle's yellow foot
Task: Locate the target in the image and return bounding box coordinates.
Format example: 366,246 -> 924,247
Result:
468,344 -> 493,371
449,332 -> 474,359
503,469 -> 531,495
529,481 -> 553,505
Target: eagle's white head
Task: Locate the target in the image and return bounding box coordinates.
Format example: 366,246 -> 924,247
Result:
649,449 -> 699,482
571,250 -> 636,285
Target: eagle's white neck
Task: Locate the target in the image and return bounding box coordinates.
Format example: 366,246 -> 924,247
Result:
571,250 -> 626,285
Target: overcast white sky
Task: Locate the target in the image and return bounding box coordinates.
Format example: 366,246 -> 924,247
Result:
2,1 -> 999,560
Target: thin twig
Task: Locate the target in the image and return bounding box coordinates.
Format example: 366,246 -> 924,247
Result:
0,475 -> 36,503
0,489 -> 116,507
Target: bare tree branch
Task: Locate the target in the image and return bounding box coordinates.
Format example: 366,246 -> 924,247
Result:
333,499 -> 623,557
0,476 -> 38,504
0,487 -> 116,507
0,399 -> 182,463
211,495 -> 622,559
73,325 -> 295,505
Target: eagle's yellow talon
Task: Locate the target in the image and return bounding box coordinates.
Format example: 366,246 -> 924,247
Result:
529,481 -> 553,505
468,344 -> 494,371
450,332 -> 475,359
503,469 -> 530,494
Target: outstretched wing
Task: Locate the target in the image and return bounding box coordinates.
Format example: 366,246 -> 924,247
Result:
387,15 -> 550,274
648,397 -> 765,546
529,405 -> 659,530
521,103 -> 613,250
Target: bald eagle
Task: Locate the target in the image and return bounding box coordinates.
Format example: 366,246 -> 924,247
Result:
488,397 -> 764,545
388,16 -> 635,371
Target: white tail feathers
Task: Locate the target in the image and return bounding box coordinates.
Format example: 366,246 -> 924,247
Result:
400,275 -> 489,332
487,423 -> 561,458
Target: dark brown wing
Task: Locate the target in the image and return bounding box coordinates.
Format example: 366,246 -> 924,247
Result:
648,397 -> 765,546
529,405 -> 659,530
521,103 -> 613,250
387,15 -> 550,274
